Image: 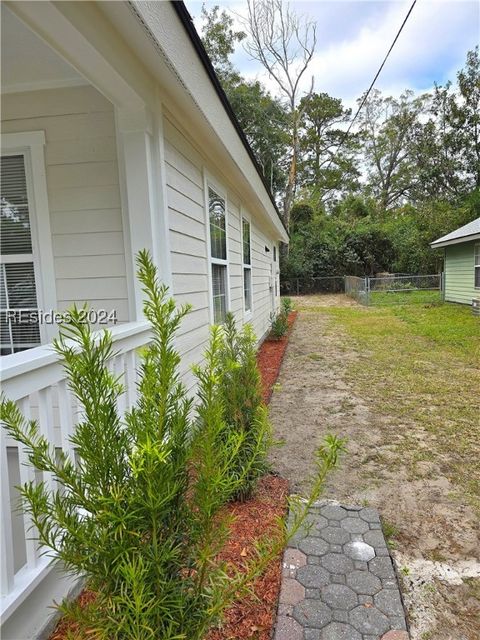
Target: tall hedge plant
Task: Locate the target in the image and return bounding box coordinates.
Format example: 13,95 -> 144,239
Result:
0,251 -> 346,639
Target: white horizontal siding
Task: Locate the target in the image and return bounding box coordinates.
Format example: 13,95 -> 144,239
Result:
163,111 -> 279,359
2,85 -> 129,323
163,115 -> 211,377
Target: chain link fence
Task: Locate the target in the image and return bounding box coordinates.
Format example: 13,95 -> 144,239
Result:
281,273 -> 443,306
280,276 -> 345,296
344,276 -> 367,304
345,274 -> 443,306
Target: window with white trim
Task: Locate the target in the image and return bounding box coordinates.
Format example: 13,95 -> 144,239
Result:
208,186 -> 228,323
1,154 -> 41,355
242,218 -> 252,313
475,243 -> 480,289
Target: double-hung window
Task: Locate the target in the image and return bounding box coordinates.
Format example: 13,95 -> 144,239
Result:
1,131 -> 54,355
242,218 -> 252,314
208,186 -> 228,324
475,243 -> 480,289
1,153 -> 41,355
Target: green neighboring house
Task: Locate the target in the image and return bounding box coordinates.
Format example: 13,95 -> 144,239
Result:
431,217 -> 480,304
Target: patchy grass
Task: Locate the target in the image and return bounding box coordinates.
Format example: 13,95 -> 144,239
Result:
382,519 -> 399,549
319,301 -> 480,512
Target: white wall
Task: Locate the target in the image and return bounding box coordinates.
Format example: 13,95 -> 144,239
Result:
1,73 -> 283,640
163,112 -> 280,392
2,85 -> 130,325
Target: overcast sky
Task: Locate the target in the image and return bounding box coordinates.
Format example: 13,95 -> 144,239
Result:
187,0 -> 479,109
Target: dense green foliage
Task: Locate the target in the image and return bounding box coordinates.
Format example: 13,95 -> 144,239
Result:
283,192 -> 479,279
200,6 -> 478,278
217,313 -> 271,500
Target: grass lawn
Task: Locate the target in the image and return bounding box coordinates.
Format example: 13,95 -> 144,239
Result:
369,289 -> 441,306
322,301 -> 480,511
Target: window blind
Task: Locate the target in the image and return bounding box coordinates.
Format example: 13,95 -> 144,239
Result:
1,154 -> 40,355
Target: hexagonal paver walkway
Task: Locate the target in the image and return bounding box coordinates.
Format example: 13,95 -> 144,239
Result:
274,502 -> 409,640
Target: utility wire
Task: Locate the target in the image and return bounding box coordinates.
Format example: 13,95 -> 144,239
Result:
324,0 -> 418,170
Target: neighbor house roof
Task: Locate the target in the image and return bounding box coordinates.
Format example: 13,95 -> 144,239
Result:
430,217 -> 480,248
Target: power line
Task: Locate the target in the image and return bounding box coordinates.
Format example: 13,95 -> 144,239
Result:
324,0 -> 418,170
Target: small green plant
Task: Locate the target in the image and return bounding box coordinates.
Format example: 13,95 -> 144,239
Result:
382,519 -> 399,548
281,297 -> 293,315
215,312 -> 271,501
270,310 -> 289,339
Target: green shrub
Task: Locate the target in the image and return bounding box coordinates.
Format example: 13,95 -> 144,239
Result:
0,251 -> 347,639
270,310 -> 289,339
217,313 -> 270,501
281,297 -> 293,315
0,253 -> 272,639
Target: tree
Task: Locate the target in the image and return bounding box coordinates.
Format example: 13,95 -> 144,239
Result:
200,4 -> 245,81
243,0 -> 317,230
297,92 -> 359,205
199,4 -> 289,197
225,79 -> 289,196
358,89 -> 427,210
413,47 -> 480,200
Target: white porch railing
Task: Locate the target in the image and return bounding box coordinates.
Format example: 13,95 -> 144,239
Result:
0,321 -> 151,623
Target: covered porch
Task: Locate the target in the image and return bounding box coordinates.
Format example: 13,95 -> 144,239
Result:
1,3 -> 168,635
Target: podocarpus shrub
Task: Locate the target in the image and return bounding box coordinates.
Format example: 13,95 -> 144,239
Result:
217,313 -> 271,501
0,250 -> 347,639
281,297 -> 293,315
269,310 -> 289,339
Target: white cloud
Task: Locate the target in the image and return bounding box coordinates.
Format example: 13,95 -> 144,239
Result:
189,0 -> 479,107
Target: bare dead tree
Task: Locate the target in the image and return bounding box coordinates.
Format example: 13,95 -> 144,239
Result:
243,0 -> 316,232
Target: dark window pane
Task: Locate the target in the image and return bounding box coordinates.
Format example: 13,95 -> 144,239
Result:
209,187 -> 226,260
1,155 -> 33,255
242,219 -> 251,265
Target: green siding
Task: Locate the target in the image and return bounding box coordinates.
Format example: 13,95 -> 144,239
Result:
444,240 -> 479,304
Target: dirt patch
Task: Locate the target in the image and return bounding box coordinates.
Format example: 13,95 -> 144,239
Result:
268,298 -> 479,640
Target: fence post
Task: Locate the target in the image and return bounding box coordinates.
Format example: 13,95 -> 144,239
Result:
365,277 -> 370,306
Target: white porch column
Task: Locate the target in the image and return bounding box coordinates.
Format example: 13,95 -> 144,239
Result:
116,107 -> 171,320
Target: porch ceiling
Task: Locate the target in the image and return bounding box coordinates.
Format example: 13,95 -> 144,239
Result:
1,4 -> 84,93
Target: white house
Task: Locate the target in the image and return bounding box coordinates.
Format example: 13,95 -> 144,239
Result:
0,2 -> 288,637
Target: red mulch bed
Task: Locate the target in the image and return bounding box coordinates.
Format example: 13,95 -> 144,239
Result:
49,312 -> 297,640
257,311 -> 298,404
206,475 -> 289,640
50,590 -> 97,640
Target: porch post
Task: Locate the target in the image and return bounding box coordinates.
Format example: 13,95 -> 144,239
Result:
116,107 -> 171,320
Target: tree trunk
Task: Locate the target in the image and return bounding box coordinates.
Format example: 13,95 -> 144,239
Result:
283,114 -> 300,235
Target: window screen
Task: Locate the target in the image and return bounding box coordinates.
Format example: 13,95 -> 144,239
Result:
212,263 -> 227,324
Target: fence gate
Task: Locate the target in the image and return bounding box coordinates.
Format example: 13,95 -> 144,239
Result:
345,274 -> 442,306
